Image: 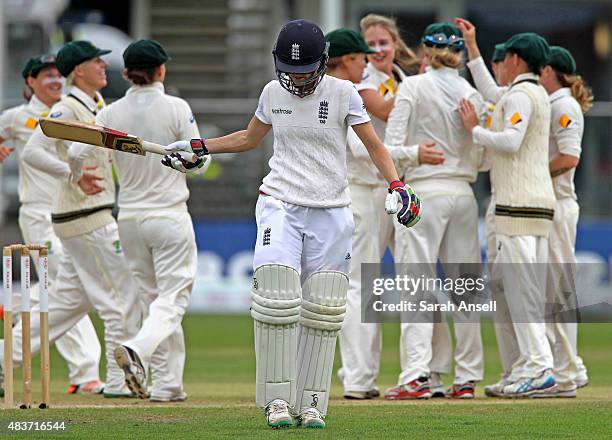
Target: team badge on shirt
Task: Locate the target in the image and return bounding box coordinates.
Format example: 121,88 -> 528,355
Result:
25,117 -> 38,129
49,111 -> 62,118
559,113 -> 572,128
510,112 -> 522,125
318,100 -> 329,124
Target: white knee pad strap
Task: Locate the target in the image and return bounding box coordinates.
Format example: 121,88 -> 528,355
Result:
251,264 -> 301,325
299,271 -> 348,331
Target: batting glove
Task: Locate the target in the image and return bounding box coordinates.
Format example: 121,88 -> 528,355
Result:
163,138 -> 209,157
161,138 -> 211,174
385,180 -> 421,228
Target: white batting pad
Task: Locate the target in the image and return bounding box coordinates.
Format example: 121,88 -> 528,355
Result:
296,271 -> 348,416
251,264 -> 301,408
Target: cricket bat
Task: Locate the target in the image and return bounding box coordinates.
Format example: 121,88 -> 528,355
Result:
39,118 -> 198,161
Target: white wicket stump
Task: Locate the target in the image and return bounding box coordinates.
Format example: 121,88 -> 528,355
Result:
2,244 -> 51,409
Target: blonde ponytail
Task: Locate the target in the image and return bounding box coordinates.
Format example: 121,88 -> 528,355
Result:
360,14 -> 420,75
424,46 -> 462,69
558,73 -> 594,113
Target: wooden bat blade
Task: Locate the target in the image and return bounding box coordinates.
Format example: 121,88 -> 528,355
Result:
39,118 -> 146,156
39,118 -> 106,147
39,118 -> 197,161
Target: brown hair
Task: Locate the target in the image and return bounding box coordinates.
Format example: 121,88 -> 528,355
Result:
326,56 -> 343,71
423,46 -> 462,69
360,14 -> 420,75
557,72 -> 594,113
124,67 -> 157,85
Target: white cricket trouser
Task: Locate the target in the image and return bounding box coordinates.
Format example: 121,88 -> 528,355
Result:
4,222 -> 139,392
545,198 -> 587,387
118,210 -> 197,399
395,180 -> 483,385
485,197 -> 520,377
18,204 -> 101,385
339,183 -> 385,392
253,195 -> 353,415
494,234 -> 554,379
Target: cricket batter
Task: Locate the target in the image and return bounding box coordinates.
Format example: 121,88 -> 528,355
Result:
383,22 -> 485,400
69,39 -> 207,402
459,31 -> 557,397
0,54 -> 103,394
538,45 -> 592,396
16,41 -> 140,397
325,21 -> 447,400
161,19 -> 420,429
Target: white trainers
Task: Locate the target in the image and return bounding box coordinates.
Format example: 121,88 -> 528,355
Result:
429,372 -> 445,398
298,407 -> 325,429
114,345 -> 148,399
264,399 -> 293,428
150,391 -> 188,402
531,382 -> 576,398
502,370 -> 556,398
343,387 -> 380,400
576,378 -> 589,389
484,374 -> 513,397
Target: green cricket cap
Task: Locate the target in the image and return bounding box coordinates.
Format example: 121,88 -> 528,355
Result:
491,43 -> 506,63
22,54 -> 57,79
325,28 -> 376,58
123,39 -> 170,69
422,22 -> 462,41
56,40 -> 111,77
503,32 -> 550,68
546,46 -> 576,74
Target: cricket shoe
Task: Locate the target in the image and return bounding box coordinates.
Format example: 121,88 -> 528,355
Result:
385,377 -> 432,400
531,382 -> 576,398
446,381 -> 475,399
150,391 -> 188,402
484,374 -> 513,397
67,379 -> 105,395
297,407 -> 325,429
344,386 -> 380,400
264,399 -> 293,428
576,378 -> 589,389
502,370 -> 557,398
429,372 -> 446,398
114,345 -> 148,399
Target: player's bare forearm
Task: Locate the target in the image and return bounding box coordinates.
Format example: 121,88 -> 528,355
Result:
353,122 -> 400,183
359,90 -> 395,122
550,153 -> 579,177
206,116 -> 271,154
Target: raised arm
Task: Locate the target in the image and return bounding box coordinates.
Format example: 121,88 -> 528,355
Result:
455,17 -> 506,103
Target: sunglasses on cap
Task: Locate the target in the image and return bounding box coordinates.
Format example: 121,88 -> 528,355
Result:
423,33 -> 465,51
38,54 -> 56,63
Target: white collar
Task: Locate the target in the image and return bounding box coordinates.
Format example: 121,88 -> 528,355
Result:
28,94 -> 52,113
68,86 -> 100,113
549,87 -> 571,102
126,81 -> 165,96
427,66 -> 459,77
512,72 -> 539,85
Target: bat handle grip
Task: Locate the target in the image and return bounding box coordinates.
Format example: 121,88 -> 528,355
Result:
142,141 -> 198,162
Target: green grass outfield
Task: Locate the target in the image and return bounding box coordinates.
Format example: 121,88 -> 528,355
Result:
1,315 -> 611,439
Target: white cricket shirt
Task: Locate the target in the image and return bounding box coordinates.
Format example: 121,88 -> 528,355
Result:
255,75 -> 370,208
0,96 -> 59,206
78,82 -> 200,215
548,87 -> 583,200
385,66 -> 485,186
